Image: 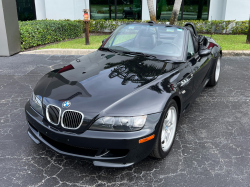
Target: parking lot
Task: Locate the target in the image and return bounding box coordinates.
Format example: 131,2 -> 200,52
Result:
0,54 -> 250,187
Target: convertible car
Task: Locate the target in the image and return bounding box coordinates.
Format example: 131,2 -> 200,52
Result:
25,22 -> 222,167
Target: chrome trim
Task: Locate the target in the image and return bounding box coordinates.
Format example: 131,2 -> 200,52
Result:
177,73 -> 193,87
61,110 -> 84,130
46,104 -> 61,126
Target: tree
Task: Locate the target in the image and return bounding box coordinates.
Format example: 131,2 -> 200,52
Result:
147,0 -> 157,23
169,0 -> 183,25
247,17 -> 250,44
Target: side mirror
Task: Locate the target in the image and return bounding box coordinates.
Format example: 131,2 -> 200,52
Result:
199,49 -> 211,57
102,38 -> 107,44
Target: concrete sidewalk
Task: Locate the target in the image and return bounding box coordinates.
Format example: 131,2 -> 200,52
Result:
20,49 -> 250,56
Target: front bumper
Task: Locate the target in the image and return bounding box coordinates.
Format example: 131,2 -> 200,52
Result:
25,102 -> 160,167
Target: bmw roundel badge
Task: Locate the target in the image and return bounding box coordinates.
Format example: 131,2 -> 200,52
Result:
62,101 -> 71,108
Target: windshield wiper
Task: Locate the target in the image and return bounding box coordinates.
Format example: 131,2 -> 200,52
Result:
99,47 -> 118,53
123,51 -> 156,59
100,48 -> 157,59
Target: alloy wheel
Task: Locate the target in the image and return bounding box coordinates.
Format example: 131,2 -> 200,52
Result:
161,106 -> 177,152
215,58 -> 221,82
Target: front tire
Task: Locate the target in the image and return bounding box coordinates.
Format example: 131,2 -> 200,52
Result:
207,56 -> 221,86
150,100 -> 178,158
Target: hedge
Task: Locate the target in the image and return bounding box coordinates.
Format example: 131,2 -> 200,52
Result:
19,20 -> 82,51
176,20 -> 249,34
19,19 -> 249,51
74,19 -> 249,34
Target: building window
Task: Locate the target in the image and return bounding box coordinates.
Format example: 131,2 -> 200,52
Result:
182,0 -> 210,20
90,0 -> 142,20
16,0 -> 36,21
117,0 -> 141,20
156,0 -> 210,20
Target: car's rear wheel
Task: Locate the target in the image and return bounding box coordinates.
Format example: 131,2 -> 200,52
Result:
150,100 -> 178,158
207,56 -> 221,86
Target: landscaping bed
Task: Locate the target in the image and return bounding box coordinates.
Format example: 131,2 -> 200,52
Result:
24,32 -> 110,52
19,19 -> 250,51
204,34 -> 250,50
37,34 -> 250,51
39,35 -> 109,50
19,20 -> 82,51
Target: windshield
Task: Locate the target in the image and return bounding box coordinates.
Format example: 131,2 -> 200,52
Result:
103,24 -> 185,60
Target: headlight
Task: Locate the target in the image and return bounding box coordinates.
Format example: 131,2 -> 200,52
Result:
89,116 -> 147,131
30,92 -> 43,116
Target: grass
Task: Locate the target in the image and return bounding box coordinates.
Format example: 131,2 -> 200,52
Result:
39,34 -> 250,51
205,34 -> 250,50
39,35 -> 109,50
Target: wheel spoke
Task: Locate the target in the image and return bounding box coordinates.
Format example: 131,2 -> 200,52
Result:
215,58 -> 220,82
161,130 -> 166,141
161,106 -> 177,152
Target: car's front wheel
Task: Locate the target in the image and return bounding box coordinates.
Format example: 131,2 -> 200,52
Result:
207,56 -> 221,86
150,100 -> 178,158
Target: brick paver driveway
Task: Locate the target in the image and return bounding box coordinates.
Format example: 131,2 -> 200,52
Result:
0,54 -> 250,187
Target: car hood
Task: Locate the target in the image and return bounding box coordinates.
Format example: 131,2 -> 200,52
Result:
35,50 -> 182,118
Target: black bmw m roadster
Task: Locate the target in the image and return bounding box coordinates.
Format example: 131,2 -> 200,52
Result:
25,22 -> 222,167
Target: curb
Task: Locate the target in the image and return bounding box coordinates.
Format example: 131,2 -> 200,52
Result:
222,51 -> 250,57
20,49 -> 250,57
20,49 -> 97,56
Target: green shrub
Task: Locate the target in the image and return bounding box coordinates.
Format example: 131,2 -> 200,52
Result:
74,19 -> 249,34
74,19 -> 147,32
19,20 -> 82,51
19,19 -> 249,51
231,21 -> 248,34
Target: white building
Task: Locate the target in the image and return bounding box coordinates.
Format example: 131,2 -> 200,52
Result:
15,0 -> 250,21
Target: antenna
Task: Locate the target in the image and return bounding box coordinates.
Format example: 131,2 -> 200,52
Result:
210,16 -> 213,38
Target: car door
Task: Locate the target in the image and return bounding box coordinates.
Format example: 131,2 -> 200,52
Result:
177,62 -> 194,112
187,32 -> 211,96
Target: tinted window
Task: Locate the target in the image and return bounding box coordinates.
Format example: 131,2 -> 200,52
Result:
90,0 -> 115,20
90,0 -> 142,20
187,32 -> 194,59
117,0 -> 142,20
183,0 -> 210,20
104,24 -> 185,60
156,0 -> 181,20
156,0 -> 210,20
16,0 -> 36,21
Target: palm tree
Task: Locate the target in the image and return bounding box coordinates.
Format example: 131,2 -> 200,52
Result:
169,0 -> 182,25
147,0 -> 157,23
247,17 -> 250,44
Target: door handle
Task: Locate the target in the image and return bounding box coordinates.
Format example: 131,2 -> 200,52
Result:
178,74 -> 193,87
